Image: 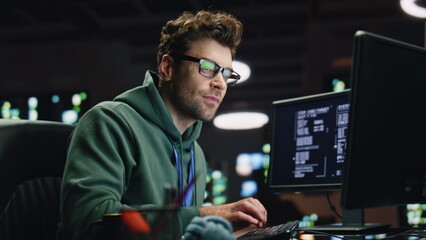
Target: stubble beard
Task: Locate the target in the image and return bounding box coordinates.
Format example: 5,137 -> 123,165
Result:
172,88 -> 220,122
186,99 -> 219,122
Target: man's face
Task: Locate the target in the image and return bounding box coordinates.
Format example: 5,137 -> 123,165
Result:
170,38 -> 232,122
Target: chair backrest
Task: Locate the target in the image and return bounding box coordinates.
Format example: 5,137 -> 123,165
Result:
0,119 -> 74,240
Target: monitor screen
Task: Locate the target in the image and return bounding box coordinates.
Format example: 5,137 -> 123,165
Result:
268,90 -> 350,193
341,31 -> 426,210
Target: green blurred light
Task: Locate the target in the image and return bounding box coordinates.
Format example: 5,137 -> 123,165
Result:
262,143 -> 270,154
263,169 -> 268,182
213,177 -> 227,185
262,155 -> 270,169
80,92 -> 88,101
332,78 -> 346,92
206,175 -> 212,184
215,184 -> 226,191
212,185 -> 226,195
3,101 -> 11,109
212,196 -> 227,205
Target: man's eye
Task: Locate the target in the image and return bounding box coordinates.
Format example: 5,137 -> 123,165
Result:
201,61 -> 215,70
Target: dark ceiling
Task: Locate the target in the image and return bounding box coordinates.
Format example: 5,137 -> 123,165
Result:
1,0 -> 425,116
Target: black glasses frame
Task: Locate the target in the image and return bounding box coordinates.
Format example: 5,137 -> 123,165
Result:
173,54 -> 241,86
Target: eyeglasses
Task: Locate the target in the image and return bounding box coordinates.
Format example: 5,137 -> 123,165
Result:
173,54 -> 241,86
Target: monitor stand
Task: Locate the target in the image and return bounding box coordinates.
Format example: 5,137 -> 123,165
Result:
300,208 -> 390,235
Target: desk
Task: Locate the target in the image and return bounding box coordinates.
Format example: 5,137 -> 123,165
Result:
95,208 -> 179,240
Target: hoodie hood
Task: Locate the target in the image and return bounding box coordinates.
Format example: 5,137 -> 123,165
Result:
113,70 -> 203,144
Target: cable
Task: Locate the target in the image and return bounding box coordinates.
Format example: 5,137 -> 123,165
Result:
326,191 -> 343,220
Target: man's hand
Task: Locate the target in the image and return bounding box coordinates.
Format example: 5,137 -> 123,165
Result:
198,197 -> 267,231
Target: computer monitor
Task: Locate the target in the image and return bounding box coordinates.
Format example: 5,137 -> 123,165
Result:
268,30 -> 426,234
341,31 -> 426,210
267,90 -> 350,193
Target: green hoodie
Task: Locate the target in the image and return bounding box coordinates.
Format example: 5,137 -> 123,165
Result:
60,71 -> 207,240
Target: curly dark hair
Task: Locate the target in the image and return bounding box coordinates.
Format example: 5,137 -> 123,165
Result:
157,10 -> 243,72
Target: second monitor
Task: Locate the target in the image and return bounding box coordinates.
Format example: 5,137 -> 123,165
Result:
268,90 -> 350,193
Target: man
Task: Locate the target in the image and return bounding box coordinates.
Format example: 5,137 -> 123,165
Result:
59,10 -> 267,240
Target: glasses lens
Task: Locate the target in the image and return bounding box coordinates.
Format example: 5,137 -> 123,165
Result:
199,60 -> 219,78
200,60 -> 215,70
197,58 -> 240,87
222,69 -> 232,79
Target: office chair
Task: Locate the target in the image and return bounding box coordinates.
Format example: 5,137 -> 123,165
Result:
0,119 -> 74,240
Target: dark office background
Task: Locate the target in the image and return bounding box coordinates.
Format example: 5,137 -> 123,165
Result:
1,0 -> 425,227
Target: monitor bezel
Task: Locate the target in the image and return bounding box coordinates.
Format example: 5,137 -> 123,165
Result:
341,30 -> 426,209
267,89 -> 350,193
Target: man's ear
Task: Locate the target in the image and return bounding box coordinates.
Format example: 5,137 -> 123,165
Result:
159,54 -> 174,81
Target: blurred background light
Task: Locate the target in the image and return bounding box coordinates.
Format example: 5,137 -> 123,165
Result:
332,78 -> 346,92
28,109 -> 38,120
236,153 -> 253,176
240,180 -> 258,197
211,170 -> 223,180
400,0 -> 426,18
213,112 -> 269,130
51,94 -> 60,104
62,110 -> 78,124
250,153 -> 264,170
28,97 -> 38,109
232,60 -> 251,84
72,93 -> 82,106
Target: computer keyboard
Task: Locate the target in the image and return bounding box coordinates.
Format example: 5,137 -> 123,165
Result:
237,220 -> 300,240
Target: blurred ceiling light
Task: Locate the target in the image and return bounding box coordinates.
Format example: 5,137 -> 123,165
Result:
232,60 -> 251,84
213,112 -> 269,130
400,0 -> 426,18
236,154 -> 253,176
